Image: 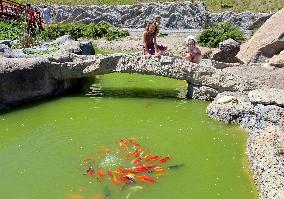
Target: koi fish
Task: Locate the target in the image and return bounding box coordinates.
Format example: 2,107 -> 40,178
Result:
137,175 -> 156,183
133,148 -> 143,157
107,171 -> 113,177
133,165 -> 155,173
159,156 -> 170,163
119,139 -> 129,150
125,152 -> 134,159
153,166 -> 166,172
112,175 -> 119,185
87,167 -> 95,177
145,155 -> 160,162
155,173 -> 166,177
131,157 -> 142,164
82,157 -> 93,165
98,170 -> 104,178
129,139 -> 140,147
121,174 -> 136,183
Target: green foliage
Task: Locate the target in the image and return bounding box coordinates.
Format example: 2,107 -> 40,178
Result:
0,20 -> 20,40
39,22 -> 129,41
197,23 -> 245,48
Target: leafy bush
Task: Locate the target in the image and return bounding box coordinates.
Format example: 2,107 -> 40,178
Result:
197,23 -> 245,48
0,20 -> 20,40
39,22 -> 129,41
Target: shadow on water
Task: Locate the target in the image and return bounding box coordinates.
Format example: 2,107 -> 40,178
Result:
83,74 -> 188,99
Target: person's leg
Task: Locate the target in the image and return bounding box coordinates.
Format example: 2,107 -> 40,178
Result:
185,53 -> 193,62
192,54 -> 201,63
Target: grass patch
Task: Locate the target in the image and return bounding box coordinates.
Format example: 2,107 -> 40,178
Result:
17,0 -> 284,13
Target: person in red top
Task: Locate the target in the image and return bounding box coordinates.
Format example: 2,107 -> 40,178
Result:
26,4 -> 36,36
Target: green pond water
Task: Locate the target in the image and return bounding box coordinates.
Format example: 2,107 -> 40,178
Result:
0,73 -> 258,199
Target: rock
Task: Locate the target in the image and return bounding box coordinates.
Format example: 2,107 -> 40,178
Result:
52,35 -> 74,45
48,2 -> 265,30
0,40 -> 12,47
237,8 -> 284,63
0,44 -> 13,58
248,88 -> 284,107
269,50 -> 284,67
212,39 -> 242,63
80,41 -> 94,55
216,95 -> 238,104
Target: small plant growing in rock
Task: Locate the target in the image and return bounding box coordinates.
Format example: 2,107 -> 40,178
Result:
197,22 -> 245,48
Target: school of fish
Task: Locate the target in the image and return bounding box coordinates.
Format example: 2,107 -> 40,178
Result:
82,137 -> 173,187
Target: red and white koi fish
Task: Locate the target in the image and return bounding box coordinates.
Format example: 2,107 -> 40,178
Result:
87,167 -> 95,177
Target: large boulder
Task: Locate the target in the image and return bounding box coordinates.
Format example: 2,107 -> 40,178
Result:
237,8 -> 284,63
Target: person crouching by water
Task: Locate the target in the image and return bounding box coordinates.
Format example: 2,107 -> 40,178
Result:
142,21 -> 167,57
184,35 -> 201,64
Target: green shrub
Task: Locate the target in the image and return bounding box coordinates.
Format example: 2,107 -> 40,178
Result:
0,20 -> 20,40
39,22 -> 129,41
197,23 -> 245,48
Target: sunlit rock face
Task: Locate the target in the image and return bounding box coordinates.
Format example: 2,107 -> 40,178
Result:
46,2 -> 269,30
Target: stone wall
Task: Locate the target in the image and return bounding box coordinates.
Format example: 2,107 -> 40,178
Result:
46,1 -> 271,30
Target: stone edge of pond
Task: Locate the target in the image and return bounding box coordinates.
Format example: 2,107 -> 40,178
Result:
207,90 -> 284,199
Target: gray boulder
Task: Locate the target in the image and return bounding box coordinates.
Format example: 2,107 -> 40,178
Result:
0,40 -> 12,47
212,38 -> 242,63
0,44 -> 13,58
248,88 -> 284,107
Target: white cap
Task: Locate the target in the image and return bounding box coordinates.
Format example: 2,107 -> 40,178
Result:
185,35 -> 196,44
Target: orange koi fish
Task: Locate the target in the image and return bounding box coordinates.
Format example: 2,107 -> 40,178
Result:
119,139 -> 129,150
87,167 -> 95,177
133,165 -> 155,173
137,175 -> 156,183
159,156 -> 170,163
82,157 -> 93,165
133,148 -> 143,157
129,139 -> 140,147
155,173 -> 166,177
131,157 -> 142,164
125,152 -> 133,159
145,155 -> 160,162
98,170 -> 104,178
112,175 -> 119,185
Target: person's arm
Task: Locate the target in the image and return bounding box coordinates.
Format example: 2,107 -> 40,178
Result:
196,47 -> 201,55
153,33 -> 158,54
143,31 -> 150,55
